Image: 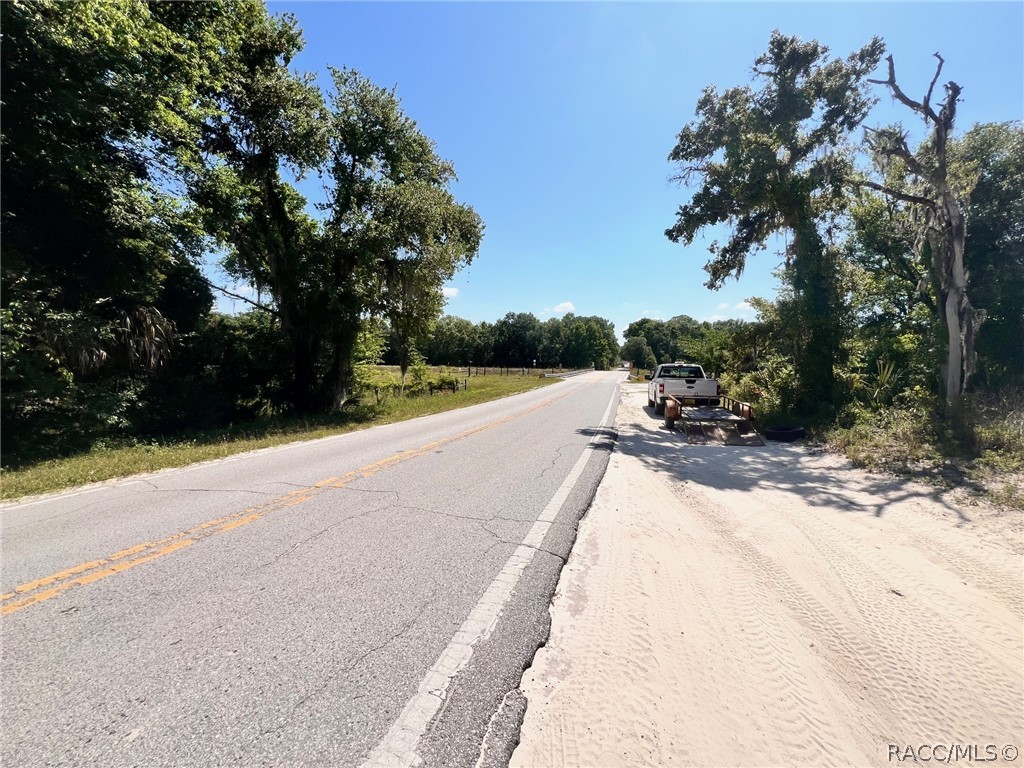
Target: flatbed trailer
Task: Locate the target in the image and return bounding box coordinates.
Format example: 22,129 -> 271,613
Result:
663,395 -> 764,446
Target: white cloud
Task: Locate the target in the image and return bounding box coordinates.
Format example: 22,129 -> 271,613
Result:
699,302 -> 755,322
442,286 -> 460,299
553,301 -> 575,314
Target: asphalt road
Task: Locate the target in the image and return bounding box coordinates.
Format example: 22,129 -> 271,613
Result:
1,370 -> 623,768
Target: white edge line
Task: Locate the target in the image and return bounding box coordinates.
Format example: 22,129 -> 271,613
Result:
360,378 -> 618,768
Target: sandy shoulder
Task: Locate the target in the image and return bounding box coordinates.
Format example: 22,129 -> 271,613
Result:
511,384 -> 1023,768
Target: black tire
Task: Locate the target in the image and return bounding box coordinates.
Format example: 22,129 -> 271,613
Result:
648,396 -> 655,408
654,399 -> 665,415
764,425 -> 805,442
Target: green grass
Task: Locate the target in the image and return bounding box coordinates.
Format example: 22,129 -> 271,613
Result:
1,374 -> 556,502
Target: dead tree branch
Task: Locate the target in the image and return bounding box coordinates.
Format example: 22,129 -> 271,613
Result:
868,54 -> 940,124
924,52 -> 944,113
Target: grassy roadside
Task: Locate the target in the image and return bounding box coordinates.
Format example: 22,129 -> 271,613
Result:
626,369 -> 1022,510
1,374 -> 557,502
822,394 -> 1024,511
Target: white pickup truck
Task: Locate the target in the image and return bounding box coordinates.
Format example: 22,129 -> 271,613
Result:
645,363 -> 721,414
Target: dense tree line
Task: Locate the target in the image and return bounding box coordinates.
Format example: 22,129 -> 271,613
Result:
1,1 -> 481,465
418,312 -> 620,371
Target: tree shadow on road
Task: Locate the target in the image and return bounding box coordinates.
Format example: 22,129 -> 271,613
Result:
576,427 -> 617,453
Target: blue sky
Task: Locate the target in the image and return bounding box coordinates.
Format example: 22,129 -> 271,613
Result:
215,2 -> 1024,341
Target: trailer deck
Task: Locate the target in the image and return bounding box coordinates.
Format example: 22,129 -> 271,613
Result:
664,395 -> 764,446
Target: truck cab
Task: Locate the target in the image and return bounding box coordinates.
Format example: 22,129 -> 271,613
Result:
645,363 -> 720,415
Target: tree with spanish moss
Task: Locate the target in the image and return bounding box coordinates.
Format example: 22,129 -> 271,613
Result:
323,68 -> 483,405
666,32 -> 885,414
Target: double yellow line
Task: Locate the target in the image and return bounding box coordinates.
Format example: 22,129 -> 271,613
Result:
2,380 -> 590,617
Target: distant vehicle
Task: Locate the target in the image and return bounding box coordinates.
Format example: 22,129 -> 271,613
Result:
645,363 -> 720,415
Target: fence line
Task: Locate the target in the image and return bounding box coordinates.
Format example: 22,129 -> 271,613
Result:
544,368 -> 594,378
452,366 -> 567,377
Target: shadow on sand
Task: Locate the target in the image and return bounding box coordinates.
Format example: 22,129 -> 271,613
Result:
580,403 -> 975,526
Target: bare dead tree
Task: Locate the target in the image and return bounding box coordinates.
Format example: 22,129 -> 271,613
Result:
859,53 -> 981,411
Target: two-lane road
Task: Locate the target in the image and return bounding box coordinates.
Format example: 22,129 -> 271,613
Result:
1,370 -> 623,767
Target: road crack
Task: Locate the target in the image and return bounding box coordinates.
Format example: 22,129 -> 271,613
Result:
535,444 -> 572,482
257,584 -> 447,736
252,499 -> 395,570
395,505 -> 567,565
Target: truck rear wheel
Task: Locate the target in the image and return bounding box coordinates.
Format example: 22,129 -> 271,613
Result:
654,399 -> 665,415
648,396 -> 655,408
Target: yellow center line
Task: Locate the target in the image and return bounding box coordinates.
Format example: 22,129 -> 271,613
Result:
2,541 -> 197,615
2,377 -> 600,617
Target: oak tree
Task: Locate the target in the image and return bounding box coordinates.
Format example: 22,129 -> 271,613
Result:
666,32 -> 884,413
324,68 -> 483,403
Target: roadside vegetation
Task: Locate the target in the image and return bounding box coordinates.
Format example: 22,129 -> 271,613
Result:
621,34 -> 1022,509
1,370 -> 554,501
824,391 -> 1024,509
1,2 -> 618,492
2,6 -> 1020,508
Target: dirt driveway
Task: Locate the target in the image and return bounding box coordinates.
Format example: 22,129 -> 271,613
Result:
512,383 -> 1023,767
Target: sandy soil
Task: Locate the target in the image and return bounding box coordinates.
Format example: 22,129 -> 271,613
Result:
511,384 -> 1023,768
